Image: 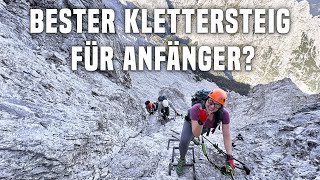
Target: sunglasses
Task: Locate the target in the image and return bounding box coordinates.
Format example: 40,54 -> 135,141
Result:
207,98 -> 222,109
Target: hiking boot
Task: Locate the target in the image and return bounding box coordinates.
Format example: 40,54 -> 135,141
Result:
176,158 -> 186,176
192,138 -> 200,145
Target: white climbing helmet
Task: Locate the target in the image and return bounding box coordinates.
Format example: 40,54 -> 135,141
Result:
162,100 -> 169,107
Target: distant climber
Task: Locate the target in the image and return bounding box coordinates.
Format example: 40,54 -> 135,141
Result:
145,96 -> 181,124
144,101 -> 158,115
157,96 -> 181,124
176,88 -> 235,176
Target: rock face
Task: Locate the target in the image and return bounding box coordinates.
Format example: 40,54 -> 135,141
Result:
0,1 -> 145,179
0,0 -> 319,180
298,0 -> 320,16
130,0 -> 320,93
226,78 -> 320,180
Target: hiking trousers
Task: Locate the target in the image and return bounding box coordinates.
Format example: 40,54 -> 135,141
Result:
179,120 -> 211,159
179,120 -> 194,159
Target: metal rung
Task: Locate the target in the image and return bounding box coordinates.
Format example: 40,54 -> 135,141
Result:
169,146 -> 197,180
167,139 -> 180,150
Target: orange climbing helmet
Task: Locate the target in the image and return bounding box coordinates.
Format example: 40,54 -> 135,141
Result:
207,88 -> 227,106
148,102 -> 153,108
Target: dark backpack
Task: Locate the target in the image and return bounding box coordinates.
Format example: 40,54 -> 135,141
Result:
158,96 -> 167,102
191,90 -> 211,108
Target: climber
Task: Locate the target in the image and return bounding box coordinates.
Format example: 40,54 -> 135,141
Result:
176,88 -> 235,176
157,96 -> 181,122
144,100 -> 158,115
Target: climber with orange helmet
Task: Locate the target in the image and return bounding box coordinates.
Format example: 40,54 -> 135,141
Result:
176,88 -> 235,176
144,100 -> 158,115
